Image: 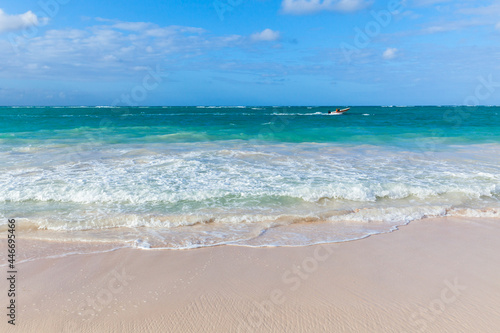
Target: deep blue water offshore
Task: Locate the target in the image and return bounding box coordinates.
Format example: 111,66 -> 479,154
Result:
1,106 -> 499,256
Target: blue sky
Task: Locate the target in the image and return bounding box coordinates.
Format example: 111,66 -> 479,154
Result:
1,0 -> 500,105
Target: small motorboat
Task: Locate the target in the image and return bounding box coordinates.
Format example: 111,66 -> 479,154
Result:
328,108 -> 350,114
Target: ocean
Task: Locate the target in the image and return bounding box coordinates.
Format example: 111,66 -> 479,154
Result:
1,106 -> 499,259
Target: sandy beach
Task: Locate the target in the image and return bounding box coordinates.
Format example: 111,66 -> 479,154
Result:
2,216 -> 500,333
3,0 -> 500,331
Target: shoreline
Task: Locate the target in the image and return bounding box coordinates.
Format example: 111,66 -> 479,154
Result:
2,216 -> 500,332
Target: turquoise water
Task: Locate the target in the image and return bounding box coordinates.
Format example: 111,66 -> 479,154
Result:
1,106 -> 500,254
2,106 -> 500,146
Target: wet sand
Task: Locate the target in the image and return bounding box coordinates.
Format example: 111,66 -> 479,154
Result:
2,216 -> 500,332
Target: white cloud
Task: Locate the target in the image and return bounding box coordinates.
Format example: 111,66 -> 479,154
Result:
113,22 -> 153,32
458,3 -> 500,16
420,20 -> 483,35
102,54 -> 117,62
0,9 -> 42,33
145,26 -> 205,38
251,29 -> 280,42
383,47 -> 397,60
393,3 -> 500,37
281,0 -> 371,15
0,19 -> 245,81
95,19 -> 206,37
